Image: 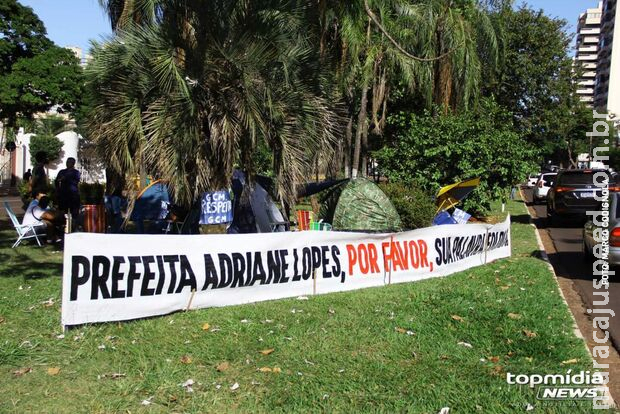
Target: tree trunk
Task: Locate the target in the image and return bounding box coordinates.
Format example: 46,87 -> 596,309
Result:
352,81 -> 369,179
361,108 -> 369,177
344,115 -> 353,178
432,19 -> 452,113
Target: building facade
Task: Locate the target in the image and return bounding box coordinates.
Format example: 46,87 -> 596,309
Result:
595,0 -> 620,119
576,2 -> 603,106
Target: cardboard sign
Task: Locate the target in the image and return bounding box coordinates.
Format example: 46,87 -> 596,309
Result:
199,191 -> 232,225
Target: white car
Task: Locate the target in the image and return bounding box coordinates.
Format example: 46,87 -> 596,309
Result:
526,173 -> 540,188
533,172 -> 557,204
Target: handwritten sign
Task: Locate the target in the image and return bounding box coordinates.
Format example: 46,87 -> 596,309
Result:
199,191 -> 232,225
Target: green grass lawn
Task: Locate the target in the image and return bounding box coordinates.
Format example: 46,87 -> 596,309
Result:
0,198 -> 613,413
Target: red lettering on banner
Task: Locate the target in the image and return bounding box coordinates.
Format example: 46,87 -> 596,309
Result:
358,244 -> 369,273
382,239 -> 430,271
394,242 -> 410,271
408,241 -> 420,268
382,242 -> 390,269
368,244 -> 380,273
419,240 -> 429,268
391,242 -> 403,271
348,243 -> 381,275
346,244 -> 357,275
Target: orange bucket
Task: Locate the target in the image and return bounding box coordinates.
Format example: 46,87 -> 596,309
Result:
83,204 -> 106,233
296,210 -> 312,231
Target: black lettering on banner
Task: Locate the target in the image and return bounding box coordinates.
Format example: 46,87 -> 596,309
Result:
464,236 -> 474,256
331,246 -> 341,277
164,255 -> 179,294
292,248 -> 299,279
70,255 -> 90,301
279,250 -> 289,283
111,256 -> 126,298
454,237 -> 462,260
297,247 -> 310,281
308,246 -> 321,280
250,252 -> 266,286
127,256 -> 142,297
203,254 -> 219,290
175,255 -> 197,293
218,254 -> 233,288
321,245 -> 332,278
231,253 -> 246,288
141,256 -> 156,296
267,250 -> 280,284
155,256 -> 166,294
91,255 -> 111,300
244,252 -> 253,287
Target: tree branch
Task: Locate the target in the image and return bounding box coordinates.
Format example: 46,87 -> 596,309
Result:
363,0 -> 457,63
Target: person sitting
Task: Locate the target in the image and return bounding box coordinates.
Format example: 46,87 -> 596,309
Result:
22,193 -> 64,243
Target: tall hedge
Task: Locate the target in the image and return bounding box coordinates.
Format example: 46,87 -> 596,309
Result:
374,99 -> 537,214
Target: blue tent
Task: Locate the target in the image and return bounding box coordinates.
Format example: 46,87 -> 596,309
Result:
131,180 -> 170,222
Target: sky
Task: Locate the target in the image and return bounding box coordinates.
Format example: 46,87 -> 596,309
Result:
20,0 -> 598,56
519,0 -> 602,36
19,0 -> 111,56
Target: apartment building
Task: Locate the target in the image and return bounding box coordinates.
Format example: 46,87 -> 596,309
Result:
595,0 -> 620,118
576,2 -> 603,106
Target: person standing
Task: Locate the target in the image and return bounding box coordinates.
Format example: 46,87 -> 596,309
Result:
55,157 -> 81,217
23,169 -> 32,182
30,151 -> 49,197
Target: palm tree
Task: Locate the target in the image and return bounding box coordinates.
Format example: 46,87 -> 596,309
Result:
88,1 -> 342,208
98,0 -> 157,30
404,0 -> 499,111
320,0 -> 451,178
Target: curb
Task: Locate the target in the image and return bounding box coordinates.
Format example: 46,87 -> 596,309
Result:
519,187 -> 616,408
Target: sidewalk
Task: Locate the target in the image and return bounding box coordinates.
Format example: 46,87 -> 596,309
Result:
0,195 -> 24,220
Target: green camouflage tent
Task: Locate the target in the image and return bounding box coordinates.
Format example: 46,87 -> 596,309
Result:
319,178 -> 401,232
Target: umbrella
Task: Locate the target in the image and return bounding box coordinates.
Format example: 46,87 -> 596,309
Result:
436,178 -> 480,213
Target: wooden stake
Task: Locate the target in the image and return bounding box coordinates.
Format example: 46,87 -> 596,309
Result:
313,269 -> 317,295
65,213 -> 72,234
186,289 -> 196,311
483,229 -> 489,264
388,235 -> 393,285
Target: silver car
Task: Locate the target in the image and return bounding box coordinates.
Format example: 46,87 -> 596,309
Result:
583,192 -> 620,265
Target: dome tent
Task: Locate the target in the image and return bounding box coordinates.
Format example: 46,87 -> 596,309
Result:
319,178 -> 401,232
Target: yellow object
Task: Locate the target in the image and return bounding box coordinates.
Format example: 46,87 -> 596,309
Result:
436,177 -> 480,213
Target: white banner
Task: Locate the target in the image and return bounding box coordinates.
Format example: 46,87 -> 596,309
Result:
61,216 -> 511,326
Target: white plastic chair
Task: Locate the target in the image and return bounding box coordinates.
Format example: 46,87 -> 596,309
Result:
4,201 -> 46,248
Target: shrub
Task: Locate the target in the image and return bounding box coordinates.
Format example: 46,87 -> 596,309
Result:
18,178 -> 56,208
379,181 -> 436,230
374,99 -> 537,214
79,182 -> 105,204
29,134 -> 63,165
17,180 -> 31,208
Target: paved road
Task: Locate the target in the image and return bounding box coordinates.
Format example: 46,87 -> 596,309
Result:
522,187 -> 620,349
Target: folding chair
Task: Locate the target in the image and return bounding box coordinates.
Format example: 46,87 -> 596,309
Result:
3,201 -> 46,248
163,220 -> 184,234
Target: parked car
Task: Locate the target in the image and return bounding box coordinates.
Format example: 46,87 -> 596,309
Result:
533,173 -> 557,204
547,169 -> 617,225
583,192 -> 620,266
526,173 -> 540,188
